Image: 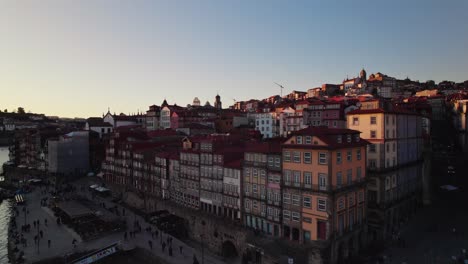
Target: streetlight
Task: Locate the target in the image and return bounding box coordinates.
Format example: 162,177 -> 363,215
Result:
201,220 -> 206,264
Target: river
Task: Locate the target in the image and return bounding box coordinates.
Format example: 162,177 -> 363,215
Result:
0,146 -> 12,263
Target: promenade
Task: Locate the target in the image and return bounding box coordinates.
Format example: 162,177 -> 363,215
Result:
10,180 -> 234,264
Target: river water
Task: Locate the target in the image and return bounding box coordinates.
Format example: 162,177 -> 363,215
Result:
0,146 -> 12,263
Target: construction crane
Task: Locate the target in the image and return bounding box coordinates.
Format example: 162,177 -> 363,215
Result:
274,82 -> 285,97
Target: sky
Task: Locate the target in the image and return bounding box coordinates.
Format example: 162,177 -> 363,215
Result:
0,0 -> 467,118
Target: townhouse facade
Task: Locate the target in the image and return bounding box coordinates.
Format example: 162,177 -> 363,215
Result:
281,127 -> 368,262
243,141 -> 283,237
347,108 -> 425,242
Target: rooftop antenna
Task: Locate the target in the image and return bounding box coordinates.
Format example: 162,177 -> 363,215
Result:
274,82 -> 285,97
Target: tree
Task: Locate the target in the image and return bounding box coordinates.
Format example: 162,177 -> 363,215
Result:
3,109 -> 7,113
17,107 -> 25,114
426,80 -> 435,89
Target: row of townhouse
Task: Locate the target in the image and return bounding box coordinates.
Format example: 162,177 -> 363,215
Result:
101,126 -> 370,263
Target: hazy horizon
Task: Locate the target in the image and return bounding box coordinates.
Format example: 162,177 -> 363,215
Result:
1,0 -> 467,118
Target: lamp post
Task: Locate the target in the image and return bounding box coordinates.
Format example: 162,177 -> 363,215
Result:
23,206 -> 26,226
201,220 -> 206,264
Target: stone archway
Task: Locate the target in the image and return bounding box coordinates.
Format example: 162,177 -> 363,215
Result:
222,240 -> 238,259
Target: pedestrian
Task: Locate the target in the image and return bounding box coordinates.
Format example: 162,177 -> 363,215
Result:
45,219 -> 48,226
40,230 -> 43,238
162,242 -> 166,253
148,240 -> 153,249
33,221 -> 36,228
193,255 -> 199,264
34,235 -> 38,245
179,245 -> 183,255
169,246 -> 172,256
124,232 -> 128,240
48,239 -> 51,248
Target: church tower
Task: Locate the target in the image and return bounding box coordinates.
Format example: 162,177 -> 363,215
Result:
214,94 -> 222,109
360,68 -> 367,82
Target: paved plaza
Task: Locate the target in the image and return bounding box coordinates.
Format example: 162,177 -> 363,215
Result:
11,181 -> 235,264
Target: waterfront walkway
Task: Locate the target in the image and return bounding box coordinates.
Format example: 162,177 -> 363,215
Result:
11,183 -> 234,264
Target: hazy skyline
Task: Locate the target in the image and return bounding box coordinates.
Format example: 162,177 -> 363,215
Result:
1,0 -> 468,118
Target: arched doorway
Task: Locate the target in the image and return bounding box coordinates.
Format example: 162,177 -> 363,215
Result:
222,240 -> 238,259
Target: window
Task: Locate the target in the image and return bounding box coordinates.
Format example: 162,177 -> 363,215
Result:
283,210 -> 290,220
386,143 -> 389,153
318,153 -> 327,164
275,157 -> 281,167
347,169 -> 352,185
284,151 -> 291,162
319,174 -> 327,190
347,151 -> 352,162
349,195 -> 355,206
304,152 -> 311,163
338,198 -> 345,210
393,142 -> 396,152
297,136 -> 302,144
284,170 -> 291,183
386,115 -> 389,125
352,117 -> 359,125
336,152 -> 342,164
317,199 -> 327,211
369,144 -> 376,153
253,201 -> 258,209
305,136 -> 312,144
337,136 -> 342,143
357,167 -> 362,180
268,157 -> 274,167
292,195 -> 300,206
370,116 -> 377,125
370,130 -> 376,138
283,193 -> 290,204
252,184 -> 257,193
347,135 -> 351,143
357,149 -> 361,160
304,172 -> 312,185
358,191 -> 364,203
292,212 -> 300,222
369,159 -> 377,168
293,152 -> 300,163
303,196 -> 311,208
293,171 -> 300,184
337,172 -> 343,186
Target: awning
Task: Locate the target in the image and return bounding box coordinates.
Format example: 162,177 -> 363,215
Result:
440,185 -> 458,191
95,187 -> 110,193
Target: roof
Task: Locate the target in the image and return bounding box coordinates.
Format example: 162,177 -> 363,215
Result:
292,126 -> 361,136
57,201 -> 93,219
147,129 -> 178,138
245,141 -> 282,154
86,118 -> 113,127
347,108 -> 421,116
224,159 -> 242,169
285,127 -> 370,149
181,123 -> 214,129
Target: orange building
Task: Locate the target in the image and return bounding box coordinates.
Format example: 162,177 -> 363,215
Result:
282,127 -> 368,262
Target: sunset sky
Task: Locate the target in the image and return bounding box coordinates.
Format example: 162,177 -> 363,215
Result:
1,0 -> 467,117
